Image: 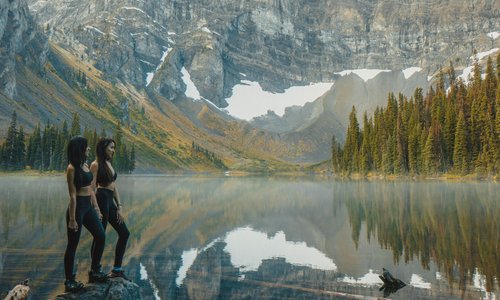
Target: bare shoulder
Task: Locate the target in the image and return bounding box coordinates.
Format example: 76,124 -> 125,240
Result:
90,160 -> 98,171
66,164 -> 75,183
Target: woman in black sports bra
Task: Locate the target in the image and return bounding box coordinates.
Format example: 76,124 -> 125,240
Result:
91,137 -> 130,279
64,136 -> 108,292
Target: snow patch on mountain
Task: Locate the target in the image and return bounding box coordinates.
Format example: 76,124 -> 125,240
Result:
225,81 -> 333,120
487,32 -> 500,40
181,67 -> 202,100
403,67 -> 422,79
335,69 -> 391,81
145,47 -> 172,86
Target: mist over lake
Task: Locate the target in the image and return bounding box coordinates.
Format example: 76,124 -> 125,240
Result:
0,175 -> 498,299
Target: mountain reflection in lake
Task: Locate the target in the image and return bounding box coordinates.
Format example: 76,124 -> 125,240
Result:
0,176 -> 498,299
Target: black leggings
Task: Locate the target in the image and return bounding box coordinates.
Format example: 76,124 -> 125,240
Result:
64,196 -> 105,280
93,188 -> 130,268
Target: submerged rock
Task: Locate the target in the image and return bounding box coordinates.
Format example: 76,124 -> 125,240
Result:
54,278 -> 141,300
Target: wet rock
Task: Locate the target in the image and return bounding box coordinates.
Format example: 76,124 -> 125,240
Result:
3,279 -> 30,300
54,278 -> 141,300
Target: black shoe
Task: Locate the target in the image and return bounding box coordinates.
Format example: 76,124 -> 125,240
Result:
108,270 -> 130,281
88,269 -> 109,283
64,279 -> 84,292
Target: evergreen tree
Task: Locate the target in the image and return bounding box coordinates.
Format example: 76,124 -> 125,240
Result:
359,113 -> 372,174
371,108 -> 384,172
342,106 -> 361,173
60,120 -> 69,169
0,144 -> 4,170
453,110 -> 468,174
484,56 -> 497,111
423,127 -> 437,174
14,126 -> 26,170
129,144 -> 136,173
2,111 -> 18,170
331,135 -> 342,173
443,97 -> 456,168
395,112 -> 407,173
408,124 -> 421,174
52,131 -> 64,171
100,128 -> 106,139
113,123 -> 124,169
89,129 -> 97,163
27,123 -> 42,170
70,113 -> 81,137
382,134 -> 395,174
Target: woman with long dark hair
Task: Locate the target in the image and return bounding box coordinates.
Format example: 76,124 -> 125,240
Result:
90,137 -> 130,279
64,136 -> 108,292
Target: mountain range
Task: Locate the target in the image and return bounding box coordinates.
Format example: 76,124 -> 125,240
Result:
1,0 -> 499,171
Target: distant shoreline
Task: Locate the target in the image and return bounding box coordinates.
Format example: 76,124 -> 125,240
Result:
0,169 -> 498,181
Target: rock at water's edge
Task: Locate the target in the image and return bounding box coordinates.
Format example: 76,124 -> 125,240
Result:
54,278 -> 141,300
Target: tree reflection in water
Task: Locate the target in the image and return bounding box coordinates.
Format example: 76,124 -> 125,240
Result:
340,181 -> 499,292
0,176 -> 498,299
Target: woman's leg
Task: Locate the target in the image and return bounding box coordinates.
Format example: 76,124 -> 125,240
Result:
82,207 -> 106,271
64,208 -> 83,280
90,189 -> 110,263
108,204 -> 130,268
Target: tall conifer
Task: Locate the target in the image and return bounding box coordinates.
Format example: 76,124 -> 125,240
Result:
453,110 -> 468,174
343,106 -> 361,173
3,111 -> 18,170
15,126 -> 26,170
70,113 -> 81,137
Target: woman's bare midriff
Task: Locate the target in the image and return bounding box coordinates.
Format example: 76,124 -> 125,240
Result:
98,182 -> 116,192
76,186 -> 93,196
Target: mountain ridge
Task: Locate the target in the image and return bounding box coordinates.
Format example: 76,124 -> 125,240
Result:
1,0 -> 500,169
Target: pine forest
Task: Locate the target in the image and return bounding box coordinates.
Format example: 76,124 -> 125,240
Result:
0,112 -> 135,173
332,54 -> 500,177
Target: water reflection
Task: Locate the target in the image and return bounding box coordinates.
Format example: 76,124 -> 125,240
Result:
339,181 -> 499,294
0,176 -> 498,299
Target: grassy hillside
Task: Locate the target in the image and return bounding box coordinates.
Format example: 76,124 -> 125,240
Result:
1,42 -> 304,172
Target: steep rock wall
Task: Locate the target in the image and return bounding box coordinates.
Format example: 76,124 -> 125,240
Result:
26,0 -> 500,107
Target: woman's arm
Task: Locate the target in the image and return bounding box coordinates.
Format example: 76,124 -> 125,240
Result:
66,165 -> 78,231
90,161 -> 102,220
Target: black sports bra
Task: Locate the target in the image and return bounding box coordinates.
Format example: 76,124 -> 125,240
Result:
74,167 -> 93,190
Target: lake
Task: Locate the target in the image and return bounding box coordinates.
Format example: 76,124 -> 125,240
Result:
0,175 -> 498,299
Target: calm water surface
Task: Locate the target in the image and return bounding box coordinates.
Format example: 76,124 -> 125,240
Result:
0,175 -> 498,299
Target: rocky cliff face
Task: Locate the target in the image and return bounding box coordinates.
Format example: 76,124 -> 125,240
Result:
26,0 -> 500,107
0,0 -> 47,99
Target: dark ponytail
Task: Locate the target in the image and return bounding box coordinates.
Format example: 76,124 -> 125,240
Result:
96,137 -> 115,185
67,136 -> 88,187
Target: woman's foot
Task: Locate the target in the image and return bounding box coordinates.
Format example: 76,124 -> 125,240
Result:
88,269 -> 109,283
64,279 -> 84,292
108,269 -> 130,281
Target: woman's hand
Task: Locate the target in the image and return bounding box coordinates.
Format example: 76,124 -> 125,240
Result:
68,219 -> 78,231
96,209 -> 103,221
117,209 -> 125,224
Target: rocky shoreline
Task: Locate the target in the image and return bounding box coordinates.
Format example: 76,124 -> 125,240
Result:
54,278 -> 141,300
